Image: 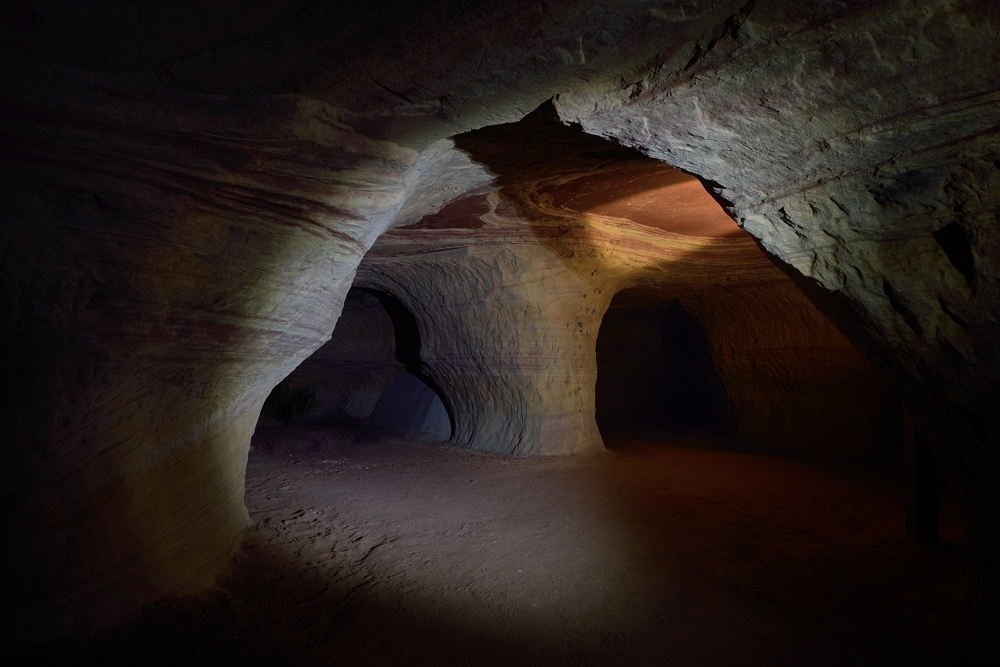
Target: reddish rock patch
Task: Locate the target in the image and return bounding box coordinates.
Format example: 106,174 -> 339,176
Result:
540,164 -> 751,238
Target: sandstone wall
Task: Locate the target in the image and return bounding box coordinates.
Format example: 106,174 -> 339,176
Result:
358,113 -> 891,460
0,84 -> 485,647
357,230 -> 612,456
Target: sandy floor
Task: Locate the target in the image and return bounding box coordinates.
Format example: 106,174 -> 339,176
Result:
15,426 -> 999,666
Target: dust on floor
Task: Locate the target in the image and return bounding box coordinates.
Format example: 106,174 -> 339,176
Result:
16,432 -> 998,666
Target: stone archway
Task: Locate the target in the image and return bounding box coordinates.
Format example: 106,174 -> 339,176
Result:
253,286 -> 452,448
596,299 -> 731,439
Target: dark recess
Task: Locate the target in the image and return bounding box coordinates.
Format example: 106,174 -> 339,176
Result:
260,385 -> 314,424
882,280 -> 923,338
655,302 -> 730,434
358,288 -> 456,435
933,221 -> 976,286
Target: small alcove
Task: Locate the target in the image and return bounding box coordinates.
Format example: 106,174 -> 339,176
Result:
255,287 -> 451,452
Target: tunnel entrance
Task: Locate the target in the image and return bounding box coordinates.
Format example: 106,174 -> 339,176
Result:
596,299 -> 730,441
255,287 -> 451,451
656,302 -> 729,432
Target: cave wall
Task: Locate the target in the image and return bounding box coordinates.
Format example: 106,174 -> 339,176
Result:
2,0 -> 999,644
356,227 -> 611,456
555,0 -> 1000,611
358,129 -> 891,460
690,282 -> 898,461
0,76 -> 490,648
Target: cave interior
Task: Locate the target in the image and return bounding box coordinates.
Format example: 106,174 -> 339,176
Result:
3,1 -> 1000,665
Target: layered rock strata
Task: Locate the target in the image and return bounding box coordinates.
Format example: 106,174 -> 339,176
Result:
0,85 -> 488,646
356,115 -> 891,458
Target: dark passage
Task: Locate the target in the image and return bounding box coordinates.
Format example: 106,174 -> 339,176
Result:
656,301 -> 729,433
360,288 -> 455,437
256,287 -> 451,448
596,299 -> 729,439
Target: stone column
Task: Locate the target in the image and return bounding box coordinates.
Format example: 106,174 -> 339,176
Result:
357,228 -> 616,456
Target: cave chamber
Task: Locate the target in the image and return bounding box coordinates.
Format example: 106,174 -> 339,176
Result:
4,1 -> 1000,662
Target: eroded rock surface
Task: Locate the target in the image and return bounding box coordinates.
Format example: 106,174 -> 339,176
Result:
355,109 -> 892,458
556,0 -> 1000,612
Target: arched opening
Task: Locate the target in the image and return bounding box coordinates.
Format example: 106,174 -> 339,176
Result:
596,300 -> 730,439
594,273 -> 911,462
657,302 -> 729,433
6,4 -> 1000,661
228,101 -> 967,666
360,288 -> 455,440
255,286 -> 451,451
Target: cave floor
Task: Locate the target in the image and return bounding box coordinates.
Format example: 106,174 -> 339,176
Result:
22,431 -> 999,666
